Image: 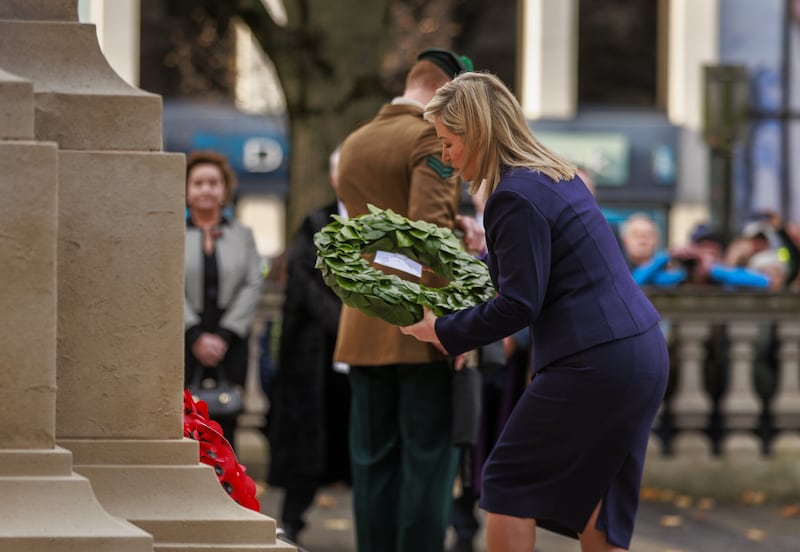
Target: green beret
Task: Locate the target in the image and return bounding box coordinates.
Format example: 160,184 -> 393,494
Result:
417,48 -> 473,78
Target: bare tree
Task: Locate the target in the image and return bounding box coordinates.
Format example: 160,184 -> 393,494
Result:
141,0 -> 238,100
143,0 -> 465,236
235,0 -> 462,236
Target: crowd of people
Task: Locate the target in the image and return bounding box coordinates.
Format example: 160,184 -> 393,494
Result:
617,210 -> 800,454
619,208 -> 800,292
181,48 -> 800,552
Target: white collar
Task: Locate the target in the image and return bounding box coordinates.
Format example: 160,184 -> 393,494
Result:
390,97 -> 426,110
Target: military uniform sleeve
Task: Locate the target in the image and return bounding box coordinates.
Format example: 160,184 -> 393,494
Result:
407,128 -> 459,228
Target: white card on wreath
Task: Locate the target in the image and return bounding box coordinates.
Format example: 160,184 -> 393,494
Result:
373,250 -> 423,278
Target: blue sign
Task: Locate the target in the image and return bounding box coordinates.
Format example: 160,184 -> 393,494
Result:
163,100 -> 290,196
192,133 -> 286,175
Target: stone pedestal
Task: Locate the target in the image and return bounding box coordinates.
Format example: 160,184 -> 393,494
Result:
0,4 -> 292,550
61,439 -> 293,552
0,67 -> 153,551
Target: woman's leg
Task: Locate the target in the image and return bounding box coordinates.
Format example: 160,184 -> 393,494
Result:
485,512 -> 536,552
578,502 -> 627,552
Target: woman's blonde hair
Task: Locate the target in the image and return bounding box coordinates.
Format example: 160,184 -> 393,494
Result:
423,71 -> 576,200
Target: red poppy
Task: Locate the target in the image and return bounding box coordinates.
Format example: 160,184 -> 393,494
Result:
183,390 -> 260,511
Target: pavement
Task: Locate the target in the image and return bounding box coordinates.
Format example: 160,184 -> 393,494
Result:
235,429 -> 800,552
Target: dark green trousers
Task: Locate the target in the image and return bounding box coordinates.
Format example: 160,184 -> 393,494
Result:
349,362 -> 459,552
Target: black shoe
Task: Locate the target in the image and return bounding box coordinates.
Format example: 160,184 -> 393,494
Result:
448,538 -> 474,552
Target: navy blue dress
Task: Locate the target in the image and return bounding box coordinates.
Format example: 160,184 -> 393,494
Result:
435,167 -> 668,548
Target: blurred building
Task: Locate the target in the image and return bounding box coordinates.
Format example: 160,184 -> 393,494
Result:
519,0 -> 800,246
81,0 -> 800,252
79,0 -> 288,258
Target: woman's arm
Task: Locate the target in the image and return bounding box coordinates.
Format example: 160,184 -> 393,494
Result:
414,190 -> 546,356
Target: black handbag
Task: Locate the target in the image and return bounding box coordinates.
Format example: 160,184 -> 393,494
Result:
188,363 -> 245,419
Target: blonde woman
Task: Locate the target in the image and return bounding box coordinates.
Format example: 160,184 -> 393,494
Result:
401,72 -> 668,552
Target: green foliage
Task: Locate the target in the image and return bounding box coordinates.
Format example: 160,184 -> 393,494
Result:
314,205 -> 495,326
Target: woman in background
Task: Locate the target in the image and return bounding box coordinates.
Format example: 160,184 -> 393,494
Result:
184,150 -> 262,446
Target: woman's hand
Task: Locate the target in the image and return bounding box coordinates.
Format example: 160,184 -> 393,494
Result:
400,308 -> 448,355
455,214 -> 487,255
192,332 -> 228,367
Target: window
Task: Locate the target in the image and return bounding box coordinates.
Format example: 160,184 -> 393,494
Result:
578,0 -> 665,109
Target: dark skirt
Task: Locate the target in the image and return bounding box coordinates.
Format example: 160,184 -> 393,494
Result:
479,324 -> 668,548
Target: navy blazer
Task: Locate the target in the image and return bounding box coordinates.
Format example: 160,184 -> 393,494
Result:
436,167 -> 660,372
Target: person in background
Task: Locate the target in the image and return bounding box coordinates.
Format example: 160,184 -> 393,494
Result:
184,150 -> 263,446
402,72 -> 668,552
726,211 -> 800,289
620,212 -> 660,270
633,224 -> 772,289
334,48 -> 473,552
266,147 -> 351,545
746,249 -> 790,290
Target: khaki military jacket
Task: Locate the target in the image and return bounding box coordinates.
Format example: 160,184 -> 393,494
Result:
334,100 -> 461,366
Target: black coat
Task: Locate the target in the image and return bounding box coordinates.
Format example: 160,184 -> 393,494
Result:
267,202 -> 351,487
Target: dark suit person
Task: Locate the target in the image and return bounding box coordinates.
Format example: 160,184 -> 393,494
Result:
267,149 -> 351,545
402,72 -> 668,552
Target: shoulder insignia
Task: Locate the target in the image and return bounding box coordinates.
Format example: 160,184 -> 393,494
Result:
426,155 -> 455,179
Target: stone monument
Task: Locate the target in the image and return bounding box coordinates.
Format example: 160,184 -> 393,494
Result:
0,65 -> 154,552
0,2 -> 293,550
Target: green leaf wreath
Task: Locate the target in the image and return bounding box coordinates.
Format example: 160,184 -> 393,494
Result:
314,204 -> 496,326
